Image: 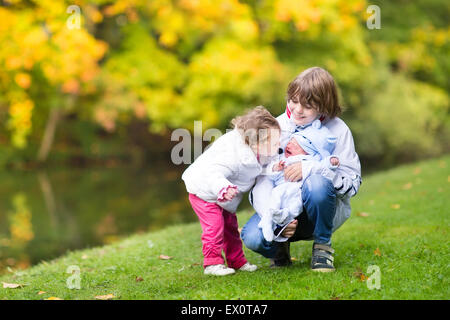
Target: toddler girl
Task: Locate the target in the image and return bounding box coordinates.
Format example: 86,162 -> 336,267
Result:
182,106 -> 281,276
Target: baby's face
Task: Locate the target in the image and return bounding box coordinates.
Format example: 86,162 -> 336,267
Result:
285,138 -> 308,158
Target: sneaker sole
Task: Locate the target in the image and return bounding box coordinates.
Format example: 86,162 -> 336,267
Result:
204,271 -> 235,276
311,268 -> 335,273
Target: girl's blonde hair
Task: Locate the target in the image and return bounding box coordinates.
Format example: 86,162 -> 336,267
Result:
230,106 -> 280,146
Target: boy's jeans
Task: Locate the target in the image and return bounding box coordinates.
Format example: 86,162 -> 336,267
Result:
241,174 -> 337,259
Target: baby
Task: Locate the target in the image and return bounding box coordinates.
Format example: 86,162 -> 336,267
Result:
258,119 -> 340,242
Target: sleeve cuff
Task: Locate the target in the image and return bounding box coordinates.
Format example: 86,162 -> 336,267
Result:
217,185 -> 238,202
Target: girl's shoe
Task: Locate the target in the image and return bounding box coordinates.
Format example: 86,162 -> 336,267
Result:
204,264 -> 236,276
238,262 -> 258,272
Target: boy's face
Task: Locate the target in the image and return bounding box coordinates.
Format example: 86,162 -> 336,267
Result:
285,138 -> 307,158
288,99 -> 320,126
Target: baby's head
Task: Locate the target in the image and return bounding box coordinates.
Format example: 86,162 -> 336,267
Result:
286,120 -> 337,159
231,106 -> 281,158
285,137 -> 308,158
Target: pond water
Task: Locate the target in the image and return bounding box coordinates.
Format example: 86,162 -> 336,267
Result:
0,165 -> 253,274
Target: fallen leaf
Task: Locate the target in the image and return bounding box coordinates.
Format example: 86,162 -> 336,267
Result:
135,276 -> 144,282
38,291 -> 46,295
81,254 -> 89,260
290,257 -> 297,261
391,204 -> 401,210
356,212 -> 370,217
159,255 -> 172,260
95,294 -> 115,300
45,297 -> 63,300
413,167 -> 421,175
2,282 -> 23,289
402,182 -> 413,190
374,247 -> 382,256
353,269 -> 367,282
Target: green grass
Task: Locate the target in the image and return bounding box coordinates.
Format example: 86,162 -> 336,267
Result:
1,155 -> 449,300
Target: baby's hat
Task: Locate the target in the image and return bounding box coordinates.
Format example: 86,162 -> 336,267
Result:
292,120 -> 337,159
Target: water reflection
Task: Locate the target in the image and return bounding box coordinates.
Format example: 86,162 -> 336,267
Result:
1,165 -> 252,274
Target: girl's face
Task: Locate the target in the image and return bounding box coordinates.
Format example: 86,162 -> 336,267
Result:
256,128 -> 281,157
288,99 -> 320,126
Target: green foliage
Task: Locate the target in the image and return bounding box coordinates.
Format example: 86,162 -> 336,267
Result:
0,0 -> 448,167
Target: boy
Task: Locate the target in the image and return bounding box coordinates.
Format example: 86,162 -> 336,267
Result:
241,67 -> 362,272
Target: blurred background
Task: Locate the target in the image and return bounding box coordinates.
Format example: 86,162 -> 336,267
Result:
0,0 -> 448,274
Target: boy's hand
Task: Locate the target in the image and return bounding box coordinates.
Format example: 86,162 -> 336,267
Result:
281,219 -> 298,238
330,157 -> 340,166
272,160 -> 286,172
223,187 -> 238,201
284,162 -> 303,182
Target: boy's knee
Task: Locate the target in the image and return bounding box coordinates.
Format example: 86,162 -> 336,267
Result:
241,227 -> 265,252
303,174 -> 335,204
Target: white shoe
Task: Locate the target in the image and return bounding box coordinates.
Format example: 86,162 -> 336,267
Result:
204,264 -> 236,276
238,262 -> 258,272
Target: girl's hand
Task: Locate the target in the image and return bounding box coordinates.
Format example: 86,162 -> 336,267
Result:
284,162 -> 303,182
272,160 -> 285,172
223,187 -> 238,201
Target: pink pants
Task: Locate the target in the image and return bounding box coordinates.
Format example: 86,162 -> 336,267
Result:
188,193 -> 248,269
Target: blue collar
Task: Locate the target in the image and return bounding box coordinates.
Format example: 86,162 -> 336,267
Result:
294,122 -> 313,131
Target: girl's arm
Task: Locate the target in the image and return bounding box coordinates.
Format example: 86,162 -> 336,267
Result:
204,161 -> 239,200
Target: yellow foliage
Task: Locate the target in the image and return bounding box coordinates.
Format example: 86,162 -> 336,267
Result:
7,99 -> 34,148
8,194 -> 34,245
14,73 -> 31,89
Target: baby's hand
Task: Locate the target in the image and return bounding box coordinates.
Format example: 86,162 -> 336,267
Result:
223,187 -> 238,201
330,157 -> 339,166
272,160 -> 286,172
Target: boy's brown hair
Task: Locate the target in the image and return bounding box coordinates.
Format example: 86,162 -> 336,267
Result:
231,106 -> 280,146
287,67 -> 342,118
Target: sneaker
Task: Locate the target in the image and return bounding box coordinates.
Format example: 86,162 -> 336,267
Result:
204,264 -> 236,276
311,243 -> 335,272
269,242 -> 292,268
238,262 -> 257,272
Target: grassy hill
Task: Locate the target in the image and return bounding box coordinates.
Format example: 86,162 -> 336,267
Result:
1,155 -> 449,300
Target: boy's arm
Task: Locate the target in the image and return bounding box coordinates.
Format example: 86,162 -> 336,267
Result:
300,155 -> 339,183
331,127 -> 361,198
299,127 -> 361,198
317,126 -> 361,197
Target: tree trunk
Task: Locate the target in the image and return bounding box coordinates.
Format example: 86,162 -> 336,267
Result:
37,108 -> 61,163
